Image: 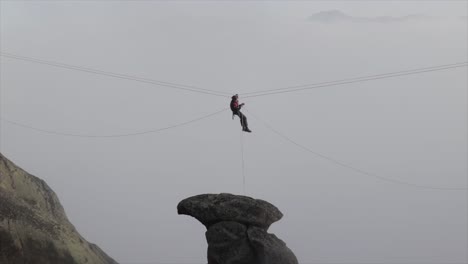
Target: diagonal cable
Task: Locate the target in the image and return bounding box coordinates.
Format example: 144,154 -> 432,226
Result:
0,108 -> 228,138
242,63 -> 468,98
247,110 -> 467,191
0,52 -> 231,98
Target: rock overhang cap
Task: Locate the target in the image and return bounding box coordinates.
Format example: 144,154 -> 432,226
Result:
177,193 -> 283,229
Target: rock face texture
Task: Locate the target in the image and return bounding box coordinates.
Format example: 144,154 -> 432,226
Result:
0,153 -> 118,264
178,193 -> 298,264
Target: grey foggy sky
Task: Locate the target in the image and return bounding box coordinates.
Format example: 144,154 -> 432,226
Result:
0,1 -> 467,264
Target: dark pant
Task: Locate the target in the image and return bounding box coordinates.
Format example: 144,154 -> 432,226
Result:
233,111 -> 248,129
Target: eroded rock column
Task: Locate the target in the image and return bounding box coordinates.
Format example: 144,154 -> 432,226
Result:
177,193 -> 298,264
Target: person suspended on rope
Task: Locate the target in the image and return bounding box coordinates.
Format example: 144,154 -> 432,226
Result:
230,94 -> 251,133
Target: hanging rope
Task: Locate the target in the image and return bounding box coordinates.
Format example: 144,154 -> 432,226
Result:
0,108 -> 228,138
247,110 -> 467,191
240,129 -> 246,195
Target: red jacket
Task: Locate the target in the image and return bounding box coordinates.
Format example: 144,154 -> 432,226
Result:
230,99 -> 240,112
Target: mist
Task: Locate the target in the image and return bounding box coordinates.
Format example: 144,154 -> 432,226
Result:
1,1 -> 467,263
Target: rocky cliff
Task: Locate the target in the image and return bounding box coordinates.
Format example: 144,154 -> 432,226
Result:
0,153 -> 118,264
178,193 -> 298,264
